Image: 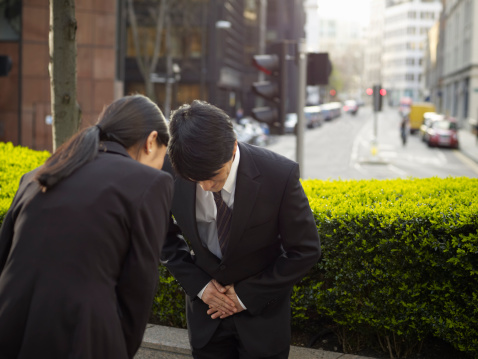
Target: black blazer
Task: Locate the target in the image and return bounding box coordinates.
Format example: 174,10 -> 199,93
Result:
161,142 -> 321,356
0,142 -> 174,359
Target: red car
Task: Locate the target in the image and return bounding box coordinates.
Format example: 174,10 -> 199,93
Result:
424,118 -> 459,148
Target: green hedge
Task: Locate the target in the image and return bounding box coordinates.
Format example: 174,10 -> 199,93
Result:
0,142 -> 50,223
1,143 -> 477,358
302,177 -> 478,358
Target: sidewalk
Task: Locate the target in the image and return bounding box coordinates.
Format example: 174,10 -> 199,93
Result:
458,127 -> 478,164
135,324 -> 376,359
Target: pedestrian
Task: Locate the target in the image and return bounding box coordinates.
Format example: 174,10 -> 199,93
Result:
0,94 -> 174,359
161,100 -> 321,359
400,115 -> 408,146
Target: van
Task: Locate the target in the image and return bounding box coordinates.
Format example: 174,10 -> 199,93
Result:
408,102 -> 436,133
304,106 -> 323,128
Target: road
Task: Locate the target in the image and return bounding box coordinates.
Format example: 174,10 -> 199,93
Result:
265,106 -> 478,180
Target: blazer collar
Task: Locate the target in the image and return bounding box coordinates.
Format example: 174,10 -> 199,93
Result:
98,141 -> 132,158
222,142 -> 261,261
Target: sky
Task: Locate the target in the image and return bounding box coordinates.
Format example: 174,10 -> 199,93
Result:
316,0 -> 371,27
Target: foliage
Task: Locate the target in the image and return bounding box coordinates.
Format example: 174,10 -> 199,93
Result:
151,265 -> 186,328
302,177 -> 478,358
0,142 -> 50,223
1,148 -> 477,358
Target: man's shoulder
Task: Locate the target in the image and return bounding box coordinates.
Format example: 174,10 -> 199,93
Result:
239,142 -> 296,168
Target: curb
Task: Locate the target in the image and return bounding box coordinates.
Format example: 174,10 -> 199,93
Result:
134,324 -> 376,359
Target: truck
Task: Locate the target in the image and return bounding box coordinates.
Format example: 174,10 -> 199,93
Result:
408,102 -> 436,134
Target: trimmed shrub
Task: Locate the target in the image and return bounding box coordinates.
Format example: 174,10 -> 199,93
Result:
0,142 -> 50,223
151,265 -> 186,328
1,143 -> 477,358
302,177 -> 478,358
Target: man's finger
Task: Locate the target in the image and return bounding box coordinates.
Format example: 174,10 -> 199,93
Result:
211,279 -> 227,293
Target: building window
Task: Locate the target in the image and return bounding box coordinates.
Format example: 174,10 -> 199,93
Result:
408,11 -> 416,19
406,73 -> 414,81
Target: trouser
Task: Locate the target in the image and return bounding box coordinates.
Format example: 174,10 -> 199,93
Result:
192,316 -> 290,359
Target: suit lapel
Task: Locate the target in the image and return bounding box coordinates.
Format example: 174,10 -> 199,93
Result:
172,177 -> 199,240
222,143 -> 261,261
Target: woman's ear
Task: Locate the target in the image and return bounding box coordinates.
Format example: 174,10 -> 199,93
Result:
145,131 -> 158,153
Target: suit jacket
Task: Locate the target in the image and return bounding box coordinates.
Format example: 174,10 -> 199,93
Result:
161,142 -> 321,356
0,142 -> 173,359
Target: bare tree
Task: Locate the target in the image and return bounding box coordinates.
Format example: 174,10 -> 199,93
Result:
126,0 -> 168,102
49,0 -> 81,151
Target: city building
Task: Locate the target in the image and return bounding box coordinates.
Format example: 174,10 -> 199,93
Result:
382,0 -> 442,106
432,0 -> 478,127
124,0 -> 306,120
0,0 -> 120,151
305,0 -> 368,102
363,0 -> 386,91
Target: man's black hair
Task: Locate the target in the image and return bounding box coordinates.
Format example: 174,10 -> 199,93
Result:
168,100 -> 237,181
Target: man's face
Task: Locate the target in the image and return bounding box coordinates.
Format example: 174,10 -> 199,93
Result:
197,142 -> 237,192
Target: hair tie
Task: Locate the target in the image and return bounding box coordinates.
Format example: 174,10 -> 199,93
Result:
95,124 -> 104,137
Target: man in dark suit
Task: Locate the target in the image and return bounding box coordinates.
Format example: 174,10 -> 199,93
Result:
161,100 -> 321,359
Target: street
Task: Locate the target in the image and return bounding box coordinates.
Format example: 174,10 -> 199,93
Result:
266,106 -> 478,180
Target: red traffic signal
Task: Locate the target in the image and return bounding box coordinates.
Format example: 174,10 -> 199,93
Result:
252,54 -> 279,76
366,88 -> 373,96
380,88 -> 387,96
330,89 -> 336,96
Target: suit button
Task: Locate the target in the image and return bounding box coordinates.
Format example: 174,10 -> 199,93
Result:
219,264 -> 226,271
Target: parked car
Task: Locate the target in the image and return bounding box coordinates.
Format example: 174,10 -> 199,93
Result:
343,100 -> 359,115
304,106 -> 323,128
420,112 -> 444,141
424,118 -> 459,148
320,102 -> 342,121
234,117 -> 270,146
284,113 -> 298,134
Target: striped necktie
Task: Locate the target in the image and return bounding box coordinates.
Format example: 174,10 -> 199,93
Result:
213,191 -> 232,255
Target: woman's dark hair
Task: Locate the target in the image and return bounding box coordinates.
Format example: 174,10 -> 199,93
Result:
36,94 -> 169,190
168,100 -> 236,181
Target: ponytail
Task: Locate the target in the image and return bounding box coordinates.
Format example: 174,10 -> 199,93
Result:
35,94 -> 169,191
36,125 -> 101,191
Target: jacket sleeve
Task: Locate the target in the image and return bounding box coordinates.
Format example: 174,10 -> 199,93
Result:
158,158 -> 212,298
0,203 -> 14,274
235,163 -> 321,316
0,172 -> 35,274
115,171 -> 174,358
160,214 -> 213,298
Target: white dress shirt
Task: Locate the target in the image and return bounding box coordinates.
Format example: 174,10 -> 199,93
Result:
195,147 -> 246,309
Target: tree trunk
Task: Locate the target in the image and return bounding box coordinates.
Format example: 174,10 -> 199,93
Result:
49,0 -> 81,151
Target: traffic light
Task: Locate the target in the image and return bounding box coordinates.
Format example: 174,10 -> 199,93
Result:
0,56 -> 12,77
251,42 -> 287,135
373,84 -> 385,112
307,52 -> 332,85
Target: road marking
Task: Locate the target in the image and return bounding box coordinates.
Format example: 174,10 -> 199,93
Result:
453,150 -> 478,175
387,164 -> 408,177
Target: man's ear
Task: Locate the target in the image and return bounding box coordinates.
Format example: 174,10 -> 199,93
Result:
233,140 -> 238,156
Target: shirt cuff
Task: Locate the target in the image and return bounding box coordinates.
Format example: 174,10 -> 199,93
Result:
236,294 -> 247,310
197,282 -> 209,299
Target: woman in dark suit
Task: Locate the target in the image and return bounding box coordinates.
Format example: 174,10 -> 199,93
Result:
0,94 -> 174,359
